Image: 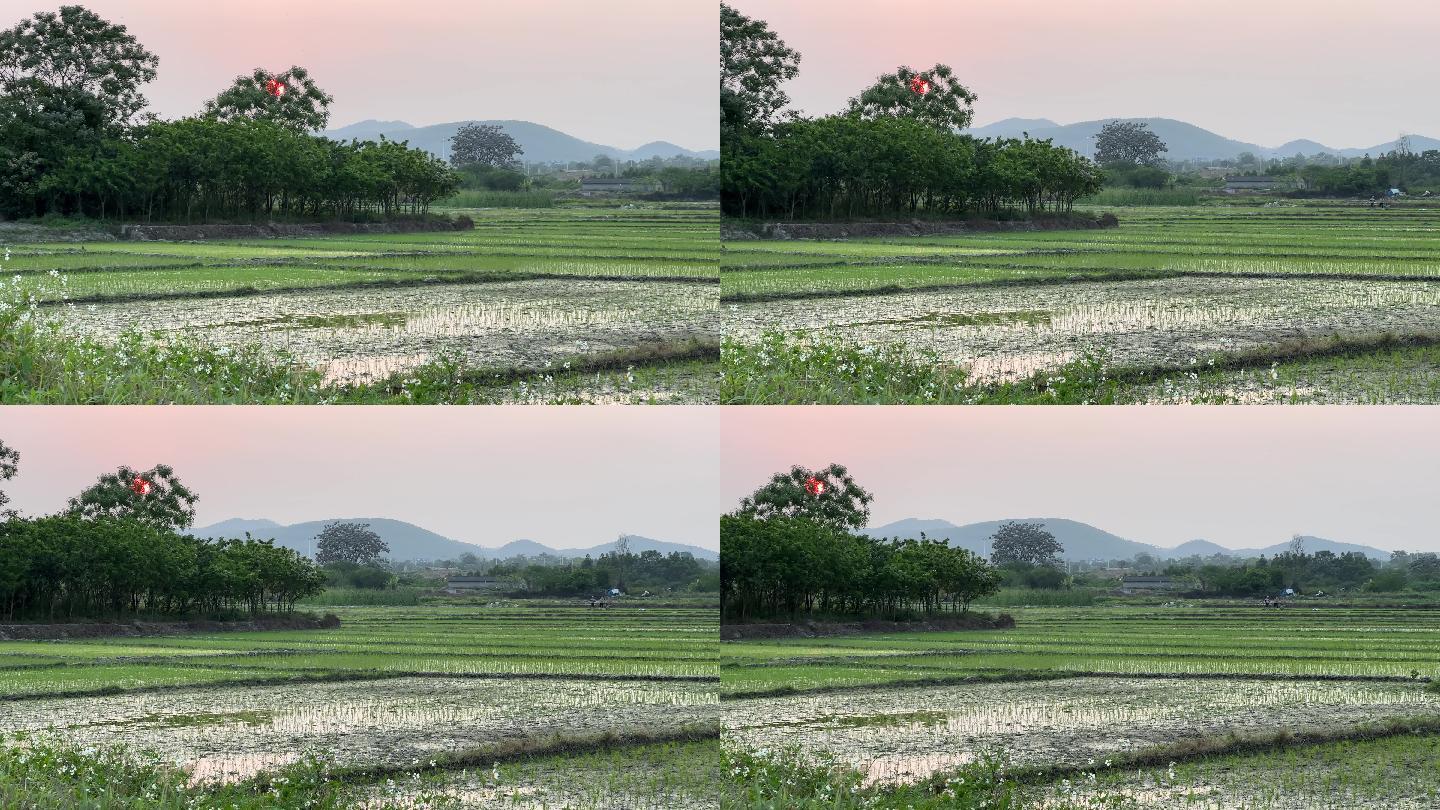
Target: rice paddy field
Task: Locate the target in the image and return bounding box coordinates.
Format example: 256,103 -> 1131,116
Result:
5,203 -> 720,404
721,202 -> 1440,403
721,604 -> 1440,808
0,602 -> 720,808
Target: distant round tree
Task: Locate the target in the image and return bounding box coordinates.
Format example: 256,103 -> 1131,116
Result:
66,464 -> 197,531
1093,120 -> 1167,167
449,123 -> 523,168
846,63 -> 977,132
989,521 -> 1063,567
736,463 -> 873,532
314,521 -> 388,565
203,65 -> 333,132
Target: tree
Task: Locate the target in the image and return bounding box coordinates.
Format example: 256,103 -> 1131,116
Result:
736,463 -> 874,531
449,123 -> 523,168
313,521 -> 388,565
989,521 -> 1063,567
203,66 -> 333,132
67,463 -> 197,531
0,440 -> 17,519
846,64 -> 977,132
720,3 -> 800,134
0,5 -> 159,127
613,534 -> 631,590
1093,120 -> 1167,167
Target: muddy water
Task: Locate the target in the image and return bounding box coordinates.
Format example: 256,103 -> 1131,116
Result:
5,677 -> 716,782
62,278 -> 719,382
725,277 -> 1440,380
723,677 -> 1439,783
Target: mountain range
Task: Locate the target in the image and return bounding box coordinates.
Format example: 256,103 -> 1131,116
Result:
192,518 -> 718,562
866,517 -> 1392,561
323,119 -> 718,164
964,117 -> 1440,163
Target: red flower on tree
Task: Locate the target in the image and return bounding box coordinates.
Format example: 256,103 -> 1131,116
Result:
804,477 -> 826,496
909,75 -> 931,96
130,477 -> 153,496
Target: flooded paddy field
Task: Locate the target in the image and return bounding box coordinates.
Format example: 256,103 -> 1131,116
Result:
6,204 -> 720,404
0,603 -> 719,808
721,203 -> 1440,403
720,604 -> 1440,807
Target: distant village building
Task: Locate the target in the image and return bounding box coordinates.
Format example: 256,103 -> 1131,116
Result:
444,575 -> 514,594
1118,575 -> 1183,594
579,177 -> 660,196
1223,176 -> 1295,193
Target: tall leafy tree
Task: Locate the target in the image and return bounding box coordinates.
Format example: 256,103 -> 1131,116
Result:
67,463 -> 198,531
0,5 -> 159,126
736,463 -> 873,531
203,66 -> 333,132
847,64 -> 977,132
720,2 -> 800,134
0,5 -> 158,216
449,123 -> 523,168
0,439 -> 17,519
1093,120 -> 1168,167
989,521 -> 1064,567
314,521 -> 388,565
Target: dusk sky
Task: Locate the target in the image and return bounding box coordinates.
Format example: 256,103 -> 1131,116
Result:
731,0 -> 1440,148
2,0 -> 717,149
1,407 -> 718,551
722,408 -> 1440,553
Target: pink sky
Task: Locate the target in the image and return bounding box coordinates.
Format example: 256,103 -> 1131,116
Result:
1,0 -> 717,149
731,0 -> 1440,148
722,407 -> 1440,553
0,407 -> 718,550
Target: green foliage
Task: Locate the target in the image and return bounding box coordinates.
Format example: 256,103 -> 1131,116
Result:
484,549 -> 716,597
720,3 -> 801,135
1082,187 -> 1198,205
721,513 -> 1000,621
300,586 -> 422,606
0,514 -> 325,620
735,463 -> 874,532
443,189 -> 555,208
0,733 -> 352,809
721,331 -> 1120,405
0,7 -> 457,220
990,521 -> 1064,568
203,65 -> 334,132
724,115 -> 1102,219
0,439 -> 16,518
449,122 -> 523,169
723,745 -> 1022,809
846,63 -> 977,132
66,463 -> 198,531
1094,120 -> 1168,167
314,522 -> 389,566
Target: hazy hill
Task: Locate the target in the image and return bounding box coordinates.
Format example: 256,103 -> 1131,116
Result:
324,119 -> 718,164
866,518 -> 1391,561
964,116 -> 1440,161
191,518 -> 718,562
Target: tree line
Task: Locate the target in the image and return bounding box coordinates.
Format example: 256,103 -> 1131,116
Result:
0,441 -> 324,621
0,6 -> 458,221
483,548 -> 719,597
720,5 -> 1102,220
720,464 -> 1001,621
